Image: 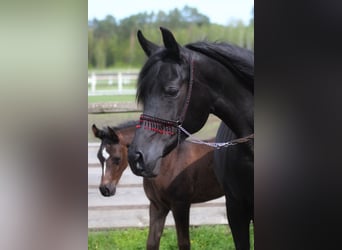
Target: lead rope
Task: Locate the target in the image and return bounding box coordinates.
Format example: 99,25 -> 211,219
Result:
178,125 -> 254,149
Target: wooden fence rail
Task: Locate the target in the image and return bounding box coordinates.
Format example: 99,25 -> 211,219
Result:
88,102 -> 142,114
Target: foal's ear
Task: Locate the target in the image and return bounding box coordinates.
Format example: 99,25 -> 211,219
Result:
107,126 -> 120,142
160,27 -> 180,59
137,30 -> 159,57
92,124 -> 102,139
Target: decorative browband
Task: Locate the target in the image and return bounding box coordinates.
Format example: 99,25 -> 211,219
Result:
136,114 -> 179,135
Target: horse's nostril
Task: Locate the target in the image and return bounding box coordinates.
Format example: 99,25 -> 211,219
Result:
136,151 -> 142,160
135,151 -> 144,170
128,149 -> 145,174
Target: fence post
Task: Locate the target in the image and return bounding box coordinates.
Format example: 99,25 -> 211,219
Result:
91,72 -> 96,92
118,72 -> 123,94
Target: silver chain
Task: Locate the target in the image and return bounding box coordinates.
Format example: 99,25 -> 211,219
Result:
178,125 -> 239,149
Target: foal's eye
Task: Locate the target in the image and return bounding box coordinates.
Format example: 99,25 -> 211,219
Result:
165,86 -> 179,97
112,157 -> 121,165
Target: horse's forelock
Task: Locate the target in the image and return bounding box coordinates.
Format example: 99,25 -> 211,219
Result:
136,52 -> 165,104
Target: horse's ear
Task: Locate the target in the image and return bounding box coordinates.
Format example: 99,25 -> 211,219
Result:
137,30 -> 159,57
107,126 -> 120,142
92,124 -> 102,139
160,27 -> 180,59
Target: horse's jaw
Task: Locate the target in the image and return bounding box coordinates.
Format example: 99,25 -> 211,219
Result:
129,156 -> 162,178
128,130 -> 179,178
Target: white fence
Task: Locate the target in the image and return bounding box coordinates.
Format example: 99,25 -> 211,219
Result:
88,72 -> 139,96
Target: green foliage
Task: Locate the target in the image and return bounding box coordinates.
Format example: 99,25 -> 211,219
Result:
88,225 -> 254,250
88,6 -> 254,69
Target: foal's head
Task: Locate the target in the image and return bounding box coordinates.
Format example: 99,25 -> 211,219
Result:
92,124 -> 128,197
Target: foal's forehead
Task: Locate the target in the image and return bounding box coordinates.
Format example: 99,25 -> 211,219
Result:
101,147 -> 109,159
99,137 -> 120,151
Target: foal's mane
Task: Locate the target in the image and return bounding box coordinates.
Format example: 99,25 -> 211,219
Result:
186,41 -> 254,93
112,120 -> 139,131
100,120 -> 138,139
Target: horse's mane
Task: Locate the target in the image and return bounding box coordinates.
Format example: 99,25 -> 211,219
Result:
186,41 -> 254,93
136,41 -> 254,104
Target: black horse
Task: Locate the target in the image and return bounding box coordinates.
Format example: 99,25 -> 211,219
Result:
128,27 -> 254,250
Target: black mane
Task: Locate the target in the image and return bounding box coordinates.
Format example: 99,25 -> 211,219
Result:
136,41 -> 254,104
186,41 -> 254,93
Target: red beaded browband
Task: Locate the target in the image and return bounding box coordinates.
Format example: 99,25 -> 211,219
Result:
136,114 -> 179,136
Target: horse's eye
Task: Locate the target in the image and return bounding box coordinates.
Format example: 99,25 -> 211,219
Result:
112,157 -> 121,165
165,87 -> 179,97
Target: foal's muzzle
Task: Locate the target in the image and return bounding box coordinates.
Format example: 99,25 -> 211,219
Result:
99,184 -> 116,197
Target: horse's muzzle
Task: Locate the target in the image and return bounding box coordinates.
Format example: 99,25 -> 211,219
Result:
128,150 -> 157,177
128,150 -> 144,175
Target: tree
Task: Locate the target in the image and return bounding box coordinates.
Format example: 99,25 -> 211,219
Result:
88,6 -> 254,68
181,6 -> 210,26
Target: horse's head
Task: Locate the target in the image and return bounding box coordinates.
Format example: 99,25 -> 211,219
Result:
92,124 -> 128,196
128,27 -> 211,177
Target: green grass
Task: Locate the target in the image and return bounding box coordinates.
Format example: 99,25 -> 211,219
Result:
88,95 -> 136,103
88,225 -> 254,249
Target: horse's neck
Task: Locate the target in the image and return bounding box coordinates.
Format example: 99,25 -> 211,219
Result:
196,55 -> 253,137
